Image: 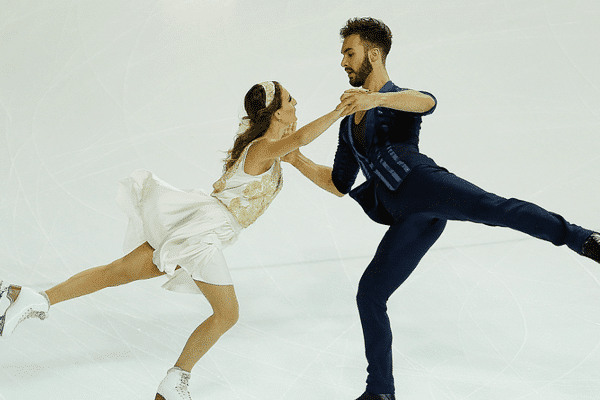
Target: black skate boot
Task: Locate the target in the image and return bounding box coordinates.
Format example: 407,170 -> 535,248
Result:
582,233 -> 600,264
355,392 -> 395,400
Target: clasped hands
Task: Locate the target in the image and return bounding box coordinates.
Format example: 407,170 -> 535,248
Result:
281,88 -> 376,163
336,88 -> 377,117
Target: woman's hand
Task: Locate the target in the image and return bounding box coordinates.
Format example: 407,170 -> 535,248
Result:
335,98 -> 354,118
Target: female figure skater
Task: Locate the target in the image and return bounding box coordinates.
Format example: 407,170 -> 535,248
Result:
0,81 -> 349,400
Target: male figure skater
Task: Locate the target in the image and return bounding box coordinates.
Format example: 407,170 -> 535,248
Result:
281,17 -> 600,400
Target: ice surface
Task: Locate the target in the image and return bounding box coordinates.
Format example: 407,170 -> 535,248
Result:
1,1 -> 599,399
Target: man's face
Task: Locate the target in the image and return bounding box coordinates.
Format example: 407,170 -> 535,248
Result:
341,34 -> 373,87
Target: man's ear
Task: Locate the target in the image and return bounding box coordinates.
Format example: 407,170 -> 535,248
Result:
369,47 -> 382,63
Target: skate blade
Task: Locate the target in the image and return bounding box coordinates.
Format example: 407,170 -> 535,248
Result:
0,283 -> 12,337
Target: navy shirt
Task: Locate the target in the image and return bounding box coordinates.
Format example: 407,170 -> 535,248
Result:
332,81 -> 438,225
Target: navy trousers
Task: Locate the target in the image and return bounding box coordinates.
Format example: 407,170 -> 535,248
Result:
357,164 -> 593,394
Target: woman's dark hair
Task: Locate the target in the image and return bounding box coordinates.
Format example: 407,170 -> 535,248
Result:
223,81 -> 282,171
340,17 -> 392,63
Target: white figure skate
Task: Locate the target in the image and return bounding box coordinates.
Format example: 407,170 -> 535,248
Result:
0,281 -> 49,337
155,367 -> 193,400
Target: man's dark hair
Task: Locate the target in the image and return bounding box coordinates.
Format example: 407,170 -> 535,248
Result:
340,17 -> 392,63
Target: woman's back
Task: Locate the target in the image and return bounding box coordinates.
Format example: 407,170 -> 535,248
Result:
212,142 -> 283,229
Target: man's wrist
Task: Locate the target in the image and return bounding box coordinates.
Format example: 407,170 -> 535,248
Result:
287,151 -> 302,166
372,92 -> 384,108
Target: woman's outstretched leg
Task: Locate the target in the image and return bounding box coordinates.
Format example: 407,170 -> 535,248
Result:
156,281 -> 239,400
1,242 -> 165,336
45,241 -> 165,305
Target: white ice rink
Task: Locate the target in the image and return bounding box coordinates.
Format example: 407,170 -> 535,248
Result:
1,1 -> 600,399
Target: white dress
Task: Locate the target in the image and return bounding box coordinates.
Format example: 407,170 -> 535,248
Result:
115,142 -> 283,294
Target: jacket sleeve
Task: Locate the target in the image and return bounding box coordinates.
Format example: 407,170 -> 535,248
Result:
418,90 -> 437,116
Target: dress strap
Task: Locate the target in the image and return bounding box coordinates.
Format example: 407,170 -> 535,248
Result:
238,141 -> 255,173
212,142 -> 256,194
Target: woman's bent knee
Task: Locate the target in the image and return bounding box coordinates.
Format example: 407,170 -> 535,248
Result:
215,305 -> 239,332
195,281 -> 239,329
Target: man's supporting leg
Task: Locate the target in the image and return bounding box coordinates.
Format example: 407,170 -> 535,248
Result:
356,215 -> 446,395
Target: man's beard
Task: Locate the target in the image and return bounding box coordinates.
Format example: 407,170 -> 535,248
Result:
348,55 -> 373,87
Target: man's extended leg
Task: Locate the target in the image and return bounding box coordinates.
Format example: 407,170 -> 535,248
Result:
383,165 -> 595,255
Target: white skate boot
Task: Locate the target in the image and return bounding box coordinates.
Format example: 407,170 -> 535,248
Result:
0,281 -> 50,337
155,367 -> 193,400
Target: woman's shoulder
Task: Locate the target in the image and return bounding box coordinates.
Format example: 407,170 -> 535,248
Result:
243,139 -> 276,176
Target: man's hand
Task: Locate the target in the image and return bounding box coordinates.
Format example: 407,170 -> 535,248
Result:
281,148 -> 300,164
338,88 -> 380,116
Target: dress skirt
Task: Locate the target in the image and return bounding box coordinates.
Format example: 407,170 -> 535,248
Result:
115,169 -> 242,294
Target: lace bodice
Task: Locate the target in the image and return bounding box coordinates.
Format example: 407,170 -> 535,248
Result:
211,142 -> 283,228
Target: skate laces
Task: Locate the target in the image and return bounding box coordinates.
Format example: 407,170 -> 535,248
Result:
172,368 -> 191,398
179,372 -> 190,387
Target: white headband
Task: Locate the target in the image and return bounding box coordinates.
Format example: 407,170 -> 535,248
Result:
259,81 -> 275,108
